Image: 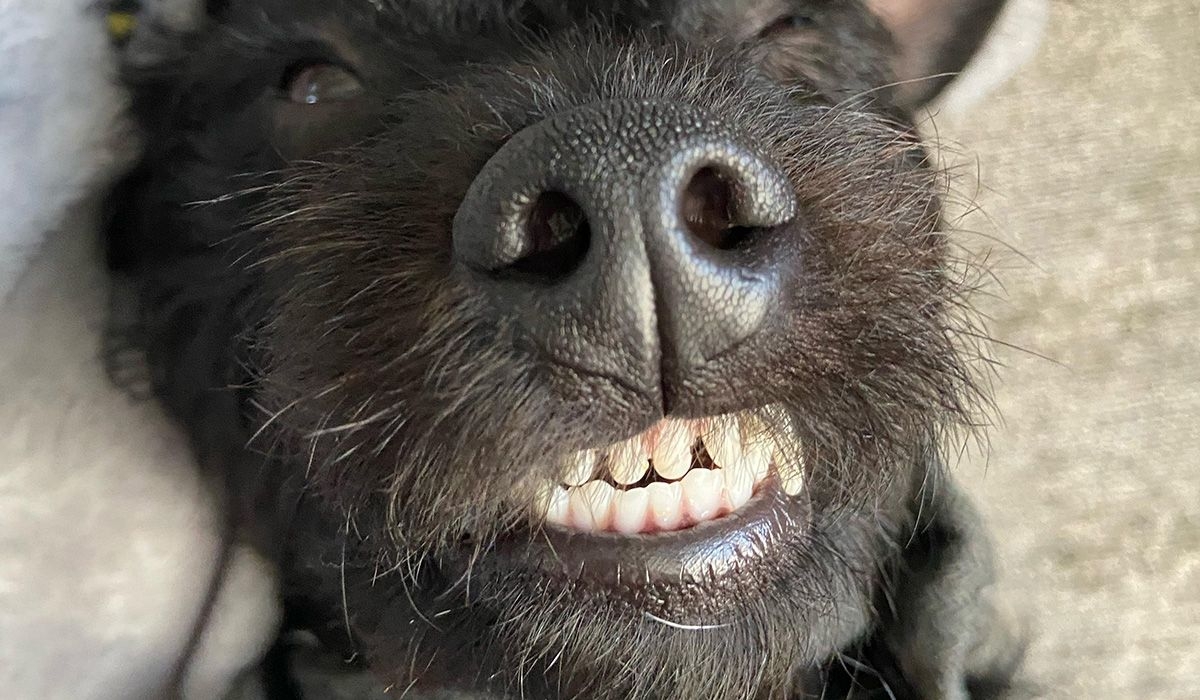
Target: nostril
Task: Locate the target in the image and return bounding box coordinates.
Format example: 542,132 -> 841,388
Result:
503,191 -> 591,282
681,167 -> 759,252
527,192 -> 586,255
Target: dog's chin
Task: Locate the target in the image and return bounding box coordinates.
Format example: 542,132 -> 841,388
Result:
383,411 -> 916,698
414,499 -> 903,699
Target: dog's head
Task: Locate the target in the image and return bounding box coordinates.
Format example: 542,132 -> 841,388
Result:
109,1 -> 1008,696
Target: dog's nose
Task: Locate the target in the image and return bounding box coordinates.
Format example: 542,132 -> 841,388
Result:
453,100 -> 795,401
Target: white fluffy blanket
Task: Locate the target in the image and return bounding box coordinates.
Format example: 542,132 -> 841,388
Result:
0,2 -> 278,698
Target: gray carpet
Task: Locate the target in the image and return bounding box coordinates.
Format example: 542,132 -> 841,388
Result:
937,2 -> 1200,697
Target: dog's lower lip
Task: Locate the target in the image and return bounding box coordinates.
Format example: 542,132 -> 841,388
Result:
490,472 -> 810,589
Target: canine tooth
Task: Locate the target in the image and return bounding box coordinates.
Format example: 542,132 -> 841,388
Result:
706,420 -> 742,468
743,443 -> 771,483
721,464 -> 754,511
780,464 -> 805,496
564,450 -> 599,487
612,487 -> 651,535
681,468 -> 722,523
772,437 -> 806,496
646,481 -> 684,531
609,439 -> 650,485
569,481 -> 615,531
651,421 -> 693,480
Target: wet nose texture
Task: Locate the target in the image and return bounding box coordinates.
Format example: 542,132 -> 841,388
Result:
453,101 -> 796,409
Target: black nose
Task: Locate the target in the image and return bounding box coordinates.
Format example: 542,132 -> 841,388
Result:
452,100 -> 795,403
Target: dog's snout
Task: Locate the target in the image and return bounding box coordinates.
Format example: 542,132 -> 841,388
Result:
453,101 -> 796,402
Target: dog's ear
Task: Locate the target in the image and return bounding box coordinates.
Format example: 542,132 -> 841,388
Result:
866,0 -> 1009,109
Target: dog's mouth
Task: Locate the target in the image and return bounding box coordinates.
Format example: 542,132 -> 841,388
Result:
469,410 -> 812,606
533,413 -> 805,535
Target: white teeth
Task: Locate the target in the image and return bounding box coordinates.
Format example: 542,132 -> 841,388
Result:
569,481 -> 615,531
544,486 -> 570,526
564,450 -> 599,487
706,421 -> 742,468
651,421 -> 694,480
721,463 -> 754,511
772,438 -> 805,496
780,462 -> 805,496
608,438 -> 650,485
646,481 -> 684,531
611,487 -> 650,535
681,467 -> 723,523
540,413 -> 803,535
743,442 -> 771,482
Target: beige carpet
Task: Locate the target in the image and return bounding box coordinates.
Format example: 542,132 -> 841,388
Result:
934,2 -> 1200,697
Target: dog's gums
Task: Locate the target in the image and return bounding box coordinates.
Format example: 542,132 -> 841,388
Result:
106,1 -> 1018,697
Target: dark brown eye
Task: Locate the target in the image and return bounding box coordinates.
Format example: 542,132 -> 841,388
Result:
759,13 -> 816,39
283,63 -> 364,105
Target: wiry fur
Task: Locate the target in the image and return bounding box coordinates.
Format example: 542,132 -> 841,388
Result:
106,1 -> 1013,698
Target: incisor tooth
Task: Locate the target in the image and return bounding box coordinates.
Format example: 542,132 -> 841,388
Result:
646,481 -> 684,531
544,485 -> 570,525
721,464 -> 754,510
609,439 -> 650,485
681,468 -> 722,523
706,420 -> 742,468
651,421 -> 694,480
564,450 -> 599,486
569,481 -> 615,531
612,488 -> 650,535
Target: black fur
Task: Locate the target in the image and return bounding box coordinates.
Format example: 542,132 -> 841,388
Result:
106,1 -> 1015,697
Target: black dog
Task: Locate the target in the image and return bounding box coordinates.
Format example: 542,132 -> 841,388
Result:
107,1 -> 1016,697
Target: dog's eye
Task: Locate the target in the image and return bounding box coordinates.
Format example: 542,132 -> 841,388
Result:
283,63 -> 364,105
758,13 -> 816,39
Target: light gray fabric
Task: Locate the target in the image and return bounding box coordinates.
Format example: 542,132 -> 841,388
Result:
885,484 -> 1013,700
0,0 -> 126,299
936,1 -> 1200,697
0,2 -> 280,698
0,212 -> 281,699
